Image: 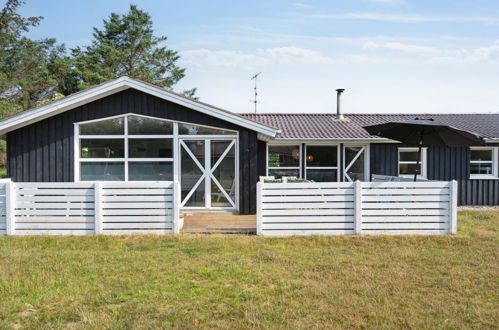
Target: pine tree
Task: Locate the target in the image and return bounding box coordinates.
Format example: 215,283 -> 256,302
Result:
72,5 -> 196,97
0,0 -> 68,115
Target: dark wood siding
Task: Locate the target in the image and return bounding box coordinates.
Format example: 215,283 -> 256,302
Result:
6,88 -> 262,214
370,143 -> 499,206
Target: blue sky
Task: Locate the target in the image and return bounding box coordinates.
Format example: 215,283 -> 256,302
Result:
18,0 -> 499,114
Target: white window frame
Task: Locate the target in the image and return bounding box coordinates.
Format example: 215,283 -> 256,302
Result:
75,113 -> 238,183
304,144 -> 340,182
470,147 -> 498,179
343,144 -> 370,182
398,147 -> 427,178
266,144 -> 302,178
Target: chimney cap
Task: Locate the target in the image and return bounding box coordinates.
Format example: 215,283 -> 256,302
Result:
336,88 -> 345,93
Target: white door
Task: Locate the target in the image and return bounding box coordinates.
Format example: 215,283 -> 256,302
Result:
343,145 -> 368,182
179,139 -> 237,209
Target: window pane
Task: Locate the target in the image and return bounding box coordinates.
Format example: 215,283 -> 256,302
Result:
345,147 -> 365,181
80,162 -> 124,181
268,146 -> 300,167
128,162 -> 173,181
470,163 -> 493,175
399,150 -> 419,162
306,169 -> 337,182
211,141 -> 236,207
179,123 -> 235,135
127,115 -> 173,135
80,118 -> 124,135
268,169 -> 300,179
81,139 -> 124,158
129,139 -> 172,158
471,149 -> 492,162
306,146 -> 337,167
399,163 -> 420,175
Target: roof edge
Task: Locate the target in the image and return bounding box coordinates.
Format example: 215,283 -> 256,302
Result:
0,76 -> 278,137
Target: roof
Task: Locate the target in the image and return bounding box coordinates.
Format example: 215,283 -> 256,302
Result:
241,113 -> 499,141
0,76 -> 279,138
242,113 -> 377,139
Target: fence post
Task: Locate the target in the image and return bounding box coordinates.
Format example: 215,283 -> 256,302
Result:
449,180 -> 458,235
94,182 -> 103,234
5,181 -> 15,236
172,181 -> 180,234
354,181 -> 362,235
256,182 -> 262,235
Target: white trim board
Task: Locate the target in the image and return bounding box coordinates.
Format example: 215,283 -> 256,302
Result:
0,76 -> 279,138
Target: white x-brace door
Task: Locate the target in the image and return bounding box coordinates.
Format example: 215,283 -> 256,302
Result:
343,146 -> 367,182
179,139 -> 237,209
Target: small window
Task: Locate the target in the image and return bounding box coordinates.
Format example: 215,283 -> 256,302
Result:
79,118 -> 124,135
80,162 -> 124,181
305,145 -> 338,182
470,147 -> 498,179
398,148 -> 427,178
128,139 -> 173,158
127,115 -> 173,135
178,123 -> 236,135
80,139 -> 124,158
267,145 -> 300,179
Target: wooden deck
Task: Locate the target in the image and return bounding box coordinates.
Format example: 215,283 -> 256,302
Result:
181,212 -> 256,234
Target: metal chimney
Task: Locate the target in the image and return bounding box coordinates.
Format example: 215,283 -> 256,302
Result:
336,88 -> 345,120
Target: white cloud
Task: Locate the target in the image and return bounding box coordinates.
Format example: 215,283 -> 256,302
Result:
292,3 -> 314,9
363,41 -> 440,56
181,49 -> 269,67
181,46 -> 333,67
310,12 -> 499,24
265,46 -> 333,64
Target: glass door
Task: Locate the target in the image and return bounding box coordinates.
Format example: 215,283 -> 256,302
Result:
180,138 -> 237,209
343,145 -> 368,182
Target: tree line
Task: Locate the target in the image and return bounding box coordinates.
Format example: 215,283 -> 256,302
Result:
0,0 -> 196,119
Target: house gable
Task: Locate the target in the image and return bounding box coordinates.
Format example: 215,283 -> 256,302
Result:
0,76 -> 278,138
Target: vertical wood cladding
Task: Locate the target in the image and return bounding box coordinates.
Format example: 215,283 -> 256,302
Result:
370,143 -> 499,206
7,88 -> 261,214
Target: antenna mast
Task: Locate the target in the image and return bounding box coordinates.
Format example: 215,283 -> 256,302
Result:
250,72 -> 261,113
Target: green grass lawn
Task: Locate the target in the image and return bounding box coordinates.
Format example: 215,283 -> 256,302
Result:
0,210 -> 498,329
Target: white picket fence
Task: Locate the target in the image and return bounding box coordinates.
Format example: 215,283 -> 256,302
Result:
0,181 -> 181,236
256,181 -> 458,236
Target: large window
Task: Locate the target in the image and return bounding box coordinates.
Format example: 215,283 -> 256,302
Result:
78,115 -> 174,181
398,147 -> 427,178
470,147 -> 498,179
77,114 -> 237,181
267,145 -> 301,178
305,145 -> 339,182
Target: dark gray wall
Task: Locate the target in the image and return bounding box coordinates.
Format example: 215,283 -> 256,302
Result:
370,143 -> 499,206
6,88 -> 261,214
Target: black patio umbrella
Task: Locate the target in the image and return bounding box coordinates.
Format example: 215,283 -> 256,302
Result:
363,118 -> 485,181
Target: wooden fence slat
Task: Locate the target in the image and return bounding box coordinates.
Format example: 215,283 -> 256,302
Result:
102,209 -> 172,216
263,222 -> 354,230
262,189 -> 354,196
102,188 -> 173,195
261,202 -> 355,209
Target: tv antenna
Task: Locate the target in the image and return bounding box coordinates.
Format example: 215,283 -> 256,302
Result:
250,72 -> 261,113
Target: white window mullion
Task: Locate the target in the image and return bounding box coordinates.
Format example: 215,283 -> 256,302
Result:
173,122 -> 179,182
124,116 -> 129,181
205,140 -> 211,208
74,124 -> 80,181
